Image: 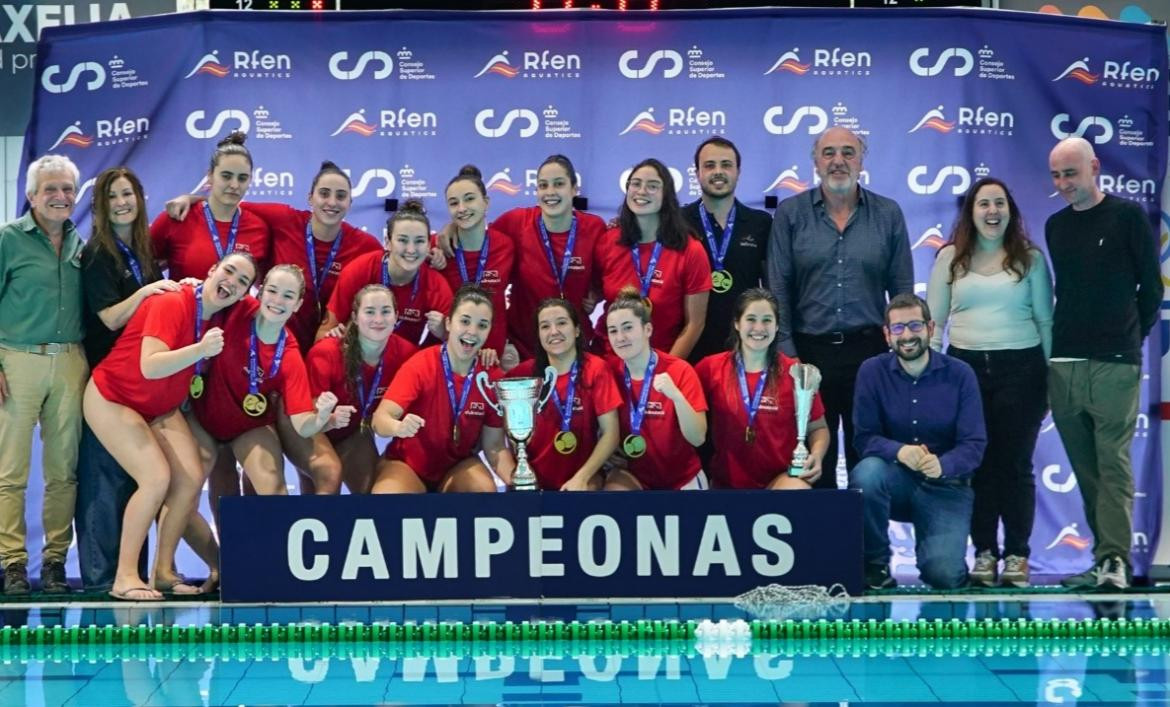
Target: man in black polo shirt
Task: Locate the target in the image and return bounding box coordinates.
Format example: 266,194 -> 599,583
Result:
681,136 -> 772,363
767,127 -> 913,487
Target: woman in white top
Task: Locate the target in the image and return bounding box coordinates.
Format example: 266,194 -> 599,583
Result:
926,176 -> 1053,589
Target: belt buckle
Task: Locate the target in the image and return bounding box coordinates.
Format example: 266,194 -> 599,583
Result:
828,331 -> 846,345
39,343 -> 63,355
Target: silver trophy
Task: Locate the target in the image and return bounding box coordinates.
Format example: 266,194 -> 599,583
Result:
476,366 -> 557,491
788,363 -> 822,477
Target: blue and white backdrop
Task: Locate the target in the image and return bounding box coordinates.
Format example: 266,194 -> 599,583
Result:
20,8 -> 1168,580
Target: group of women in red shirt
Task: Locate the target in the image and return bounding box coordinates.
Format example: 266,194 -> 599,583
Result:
80,133 -> 827,600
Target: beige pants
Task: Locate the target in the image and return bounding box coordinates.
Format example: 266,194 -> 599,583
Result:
0,346 -> 88,567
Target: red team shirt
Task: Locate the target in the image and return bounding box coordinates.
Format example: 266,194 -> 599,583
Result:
191,298 -> 314,442
695,351 -> 826,489
327,251 -> 454,348
607,350 -> 708,489
594,229 -> 712,353
491,207 -> 607,360
150,206 -> 271,281
381,346 -> 503,486
251,203 -> 382,354
92,285 -> 220,420
432,226 -> 513,355
510,354 -> 622,489
307,334 -> 418,444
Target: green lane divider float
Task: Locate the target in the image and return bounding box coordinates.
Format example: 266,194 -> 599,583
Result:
0,617 -> 1168,650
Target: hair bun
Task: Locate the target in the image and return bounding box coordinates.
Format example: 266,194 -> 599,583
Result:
457,164 -> 482,180
319,159 -> 339,171
217,130 -> 247,148
400,198 -> 426,215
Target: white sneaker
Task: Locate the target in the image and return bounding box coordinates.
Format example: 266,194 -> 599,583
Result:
1095,556 -> 1129,591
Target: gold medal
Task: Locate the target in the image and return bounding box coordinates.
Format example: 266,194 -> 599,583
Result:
622,433 -> 646,458
711,269 -> 733,294
242,392 -> 268,417
189,374 -> 205,399
745,426 -> 756,444
554,430 -> 578,455
360,419 -> 371,435
452,424 -> 460,446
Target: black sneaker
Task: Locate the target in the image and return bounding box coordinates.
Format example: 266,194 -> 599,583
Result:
39,560 -> 69,594
1060,563 -> 1100,589
865,565 -> 897,590
3,562 -> 30,595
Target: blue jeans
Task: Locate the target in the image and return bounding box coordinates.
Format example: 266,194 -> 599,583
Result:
849,456 -> 973,589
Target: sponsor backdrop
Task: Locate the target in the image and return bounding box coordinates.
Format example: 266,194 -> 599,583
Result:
19,8 -> 1168,580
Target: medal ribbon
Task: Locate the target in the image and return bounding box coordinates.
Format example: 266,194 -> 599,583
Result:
630,242 -> 663,300
382,255 -> 422,331
200,202 -> 240,260
356,358 -> 384,422
305,220 -> 345,295
247,319 -> 288,396
193,285 -> 206,377
114,239 -> 144,286
623,351 -> 658,436
549,359 -> 579,433
698,202 -> 736,273
735,353 -> 768,432
440,343 -> 477,433
455,233 -> 491,286
537,214 -> 577,297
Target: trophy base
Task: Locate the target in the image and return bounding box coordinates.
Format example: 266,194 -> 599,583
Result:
513,477 -> 538,491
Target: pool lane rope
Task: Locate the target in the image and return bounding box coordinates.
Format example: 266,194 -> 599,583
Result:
2,617 -> 1168,649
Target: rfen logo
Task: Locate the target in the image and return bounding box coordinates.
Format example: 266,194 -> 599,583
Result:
618,49 -> 683,79
185,110 -> 250,139
474,108 -> 539,138
486,169 -> 523,196
41,61 -> 105,94
619,108 -> 666,136
48,122 -> 94,150
909,47 -> 973,77
474,52 -> 518,78
331,110 -> 378,137
329,51 -> 393,80
763,105 -> 828,135
1053,58 -> 1099,84
183,51 -> 231,79
907,165 -> 970,195
763,49 -> 810,76
908,106 -> 955,133
911,224 -> 946,250
1050,113 -> 1113,144
763,166 -> 809,194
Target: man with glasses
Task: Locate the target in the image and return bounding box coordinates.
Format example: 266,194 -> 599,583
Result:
767,126 -> 913,487
849,293 -> 986,589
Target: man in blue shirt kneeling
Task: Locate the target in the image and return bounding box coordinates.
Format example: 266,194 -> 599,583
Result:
850,293 -> 986,590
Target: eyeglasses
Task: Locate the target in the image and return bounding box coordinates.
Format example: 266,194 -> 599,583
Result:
627,179 -> 663,194
887,320 -> 927,335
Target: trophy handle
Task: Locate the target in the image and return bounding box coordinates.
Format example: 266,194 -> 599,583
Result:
537,366 -> 558,412
474,371 -> 502,416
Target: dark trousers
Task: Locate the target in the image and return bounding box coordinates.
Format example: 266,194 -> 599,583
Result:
75,421 -> 147,591
794,327 -> 888,488
947,346 -> 1047,559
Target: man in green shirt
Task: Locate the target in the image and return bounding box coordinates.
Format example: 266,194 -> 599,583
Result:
0,154 -> 89,594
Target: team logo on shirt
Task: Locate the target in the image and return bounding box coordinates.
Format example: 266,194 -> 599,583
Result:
645,401 -> 665,417
467,401 -> 486,416
620,106 -> 726,137
764,47 -> 873,77
185,109 -> 250,139
474,50 -> 582,79
1054,56 -> 1160,90
184,49 -> 292,80
759,395 -> 779,413
330,108 -> 438,138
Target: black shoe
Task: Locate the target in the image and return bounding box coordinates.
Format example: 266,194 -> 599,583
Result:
39,560 -> 70,594
3,562 -> 30,595
865,565 -> 897,590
